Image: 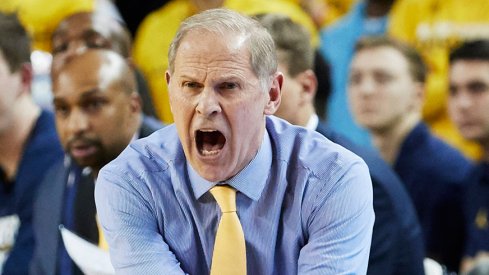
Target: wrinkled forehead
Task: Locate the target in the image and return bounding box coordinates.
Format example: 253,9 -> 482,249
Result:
352,47 -> 409,71
186,28 -> 248,49
177,30 -> 249,60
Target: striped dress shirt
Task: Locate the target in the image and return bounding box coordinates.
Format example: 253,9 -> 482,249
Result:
95,116 -> 374,275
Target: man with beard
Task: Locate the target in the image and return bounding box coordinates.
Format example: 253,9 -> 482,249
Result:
49,11 -> 158,119
30,49 -> 163,275
447,40 -> 489,274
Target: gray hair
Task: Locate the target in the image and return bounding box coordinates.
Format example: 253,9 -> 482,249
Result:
168,8 -> 277,91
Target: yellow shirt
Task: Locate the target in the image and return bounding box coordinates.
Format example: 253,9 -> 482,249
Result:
0,0 -> 94,51
286,0 -> 356,28
133,0 -> 317,123
388,0 -> 489,160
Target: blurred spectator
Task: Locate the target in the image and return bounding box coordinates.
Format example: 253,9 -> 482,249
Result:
132,0 -> 317,123
447,40 -> 489,274
258,13 -> 425,274
348,36 -> 471,271
50,11 -> 158,119
0,12 -> 63,274
319,0 -> 396,147
31,49 -> 163,275
0,0 -> 94,52
388,0 -> 489,160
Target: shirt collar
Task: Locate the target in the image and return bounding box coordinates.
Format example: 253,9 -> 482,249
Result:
305,113 -> 319,131
189,130 -> 272,201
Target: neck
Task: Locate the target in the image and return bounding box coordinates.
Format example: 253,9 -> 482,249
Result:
366,0 -> 394,17
0,96 -> 41,180
371,113 -> 420,164
296,105 -> 316,127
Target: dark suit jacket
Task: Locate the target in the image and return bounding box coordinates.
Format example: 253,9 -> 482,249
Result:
30,117 -> 163,275
316,122 -> 425,275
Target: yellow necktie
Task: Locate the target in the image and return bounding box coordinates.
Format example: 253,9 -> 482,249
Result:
210,186 -> 247,275
96,214 -> 109,250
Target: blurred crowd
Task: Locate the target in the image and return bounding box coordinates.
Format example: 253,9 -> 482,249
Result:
0,0 -> 488,274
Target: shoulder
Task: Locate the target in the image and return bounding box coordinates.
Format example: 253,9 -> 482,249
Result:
32,110 -> 63,149
267,116 -> 367,182
35,159 -> 66,202
422,125 -> 472,173
318,126 -> 417,224
34,110 -> 60,138
101,124 -> 182,181
399,123 -> 474,183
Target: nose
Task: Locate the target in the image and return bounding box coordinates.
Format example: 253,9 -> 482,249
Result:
453,90 -> 473,110
66,108 -> 90,137
196,88 -> 221,117
65,40 -> 87,59
357,77 -> 376,97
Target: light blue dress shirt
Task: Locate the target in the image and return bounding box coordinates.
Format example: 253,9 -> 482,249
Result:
95,116 -> 374,275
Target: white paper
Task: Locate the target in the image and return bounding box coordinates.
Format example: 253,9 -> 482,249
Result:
60,226 -> 115,275
0,214 -> 20,274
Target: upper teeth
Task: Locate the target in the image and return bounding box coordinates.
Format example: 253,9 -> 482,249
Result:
201,149 -> 220,156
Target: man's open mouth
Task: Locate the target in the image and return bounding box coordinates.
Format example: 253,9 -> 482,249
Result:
196,129 -> 226,156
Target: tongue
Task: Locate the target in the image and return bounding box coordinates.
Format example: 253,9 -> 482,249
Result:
202,143 -> 222,151
201,132 -> 225,152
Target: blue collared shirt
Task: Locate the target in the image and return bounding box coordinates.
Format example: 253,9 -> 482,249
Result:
95,116 -> 374,275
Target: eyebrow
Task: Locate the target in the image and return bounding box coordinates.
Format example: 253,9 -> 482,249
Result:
81,29 -> 105,39
52,28 -> 103,42
80,88 -> 103,98
53,88 -> 102,102
51,29 -> 66,41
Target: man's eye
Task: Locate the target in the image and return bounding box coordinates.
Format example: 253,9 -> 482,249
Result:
374,74 -> 393,84
348,74 -> 361,86
83,100 -> 106,113
183,82 -> 201,89
219,82 -> 238,90
468,82 -> 489,94
86,37 -> 109,49
52,43 -> 68,54
54,105 -> 69,117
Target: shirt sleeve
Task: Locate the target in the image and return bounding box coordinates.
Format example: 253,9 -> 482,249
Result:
95,166 -> 187,275
298,160 -> 375,274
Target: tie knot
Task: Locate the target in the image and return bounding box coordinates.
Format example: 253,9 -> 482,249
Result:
210,185 -> 237,213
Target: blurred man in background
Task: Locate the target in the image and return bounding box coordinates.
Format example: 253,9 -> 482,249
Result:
0,12 -> 63,274
257,13 -> 425,274
349,36 -> 471,271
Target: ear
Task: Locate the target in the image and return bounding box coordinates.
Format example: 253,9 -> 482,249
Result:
264,72 -> 283,115
297,69 -> 318,106
165,70 -> 171,86
165,70 -> 174,114
20,63 -> 33,95
129,92 -> 142,114
125,57 -> 137,71
412,81 -> 425,112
